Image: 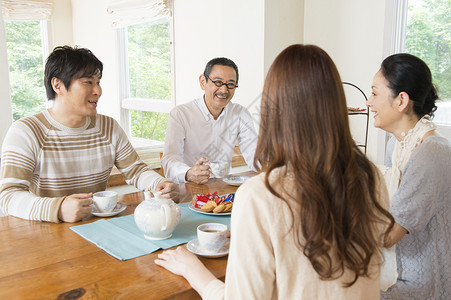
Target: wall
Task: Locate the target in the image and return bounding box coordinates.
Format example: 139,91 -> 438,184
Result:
70,0 -> 121,120
174,0 -> 303,129
172,0 -> 265,121
0,5 -> 12,147
68,0 -> 303,130
303,0 -> 388,163
50,0 -> 74,47
264,0 -> 304,75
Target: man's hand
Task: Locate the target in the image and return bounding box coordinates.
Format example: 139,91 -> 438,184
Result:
58,193 -> 93,222
156,181 -> 180,203
185,157 -> 210,184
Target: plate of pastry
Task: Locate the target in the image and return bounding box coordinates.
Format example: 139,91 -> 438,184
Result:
189,192 -> 234,216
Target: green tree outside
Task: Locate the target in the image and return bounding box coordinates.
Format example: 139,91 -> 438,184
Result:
406,0 -> 451,101
127,19 -> 171,142
5,21 -> 46,121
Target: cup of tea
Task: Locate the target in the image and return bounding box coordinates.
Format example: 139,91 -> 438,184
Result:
92,191 -> 118,213
197,223 -> 228,253
208,161 -> 230,178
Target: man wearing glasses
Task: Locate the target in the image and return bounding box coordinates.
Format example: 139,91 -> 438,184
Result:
162,57 -> 257,184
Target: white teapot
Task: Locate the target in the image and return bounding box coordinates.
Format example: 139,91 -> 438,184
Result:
134,191 -> 181,240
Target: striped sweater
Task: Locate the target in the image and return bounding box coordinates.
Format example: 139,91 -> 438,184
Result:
0,110 -> 166,222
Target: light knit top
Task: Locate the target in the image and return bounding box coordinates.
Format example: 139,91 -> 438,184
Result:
381,135 -> 451,299
0,110 -> 166,223
203,168 -> 389,300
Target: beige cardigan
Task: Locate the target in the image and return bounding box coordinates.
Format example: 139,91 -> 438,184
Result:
203,170 -> 388,299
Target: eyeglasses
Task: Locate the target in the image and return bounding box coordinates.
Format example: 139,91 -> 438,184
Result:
205,75 -> 238,89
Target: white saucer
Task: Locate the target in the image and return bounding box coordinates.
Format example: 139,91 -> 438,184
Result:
186,238 -> 230,258
222,175 -> 250,186
91,203 -> 126,217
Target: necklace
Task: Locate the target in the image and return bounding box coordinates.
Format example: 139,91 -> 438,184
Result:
398,116 -> 436,151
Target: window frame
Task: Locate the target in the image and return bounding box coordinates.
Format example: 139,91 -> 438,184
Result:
117,15 -> 175,149
40,20 -> 52,64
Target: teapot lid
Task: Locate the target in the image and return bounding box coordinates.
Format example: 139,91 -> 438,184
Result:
144,191 -> 162,200
140,191 -> 177,208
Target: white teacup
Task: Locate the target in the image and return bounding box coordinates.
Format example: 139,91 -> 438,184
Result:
92,191 -> 118,213
197,223 -> 228,253
208,161 -> 230,178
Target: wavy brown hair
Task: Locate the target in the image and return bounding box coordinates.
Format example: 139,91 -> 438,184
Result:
254,44 -> 393,286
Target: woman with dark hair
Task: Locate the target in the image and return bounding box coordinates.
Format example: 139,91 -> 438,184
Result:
155,44 -> 392,299
367,53 -> 451,299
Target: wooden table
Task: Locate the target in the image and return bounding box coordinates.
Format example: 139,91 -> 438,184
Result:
0,173 -> 253,299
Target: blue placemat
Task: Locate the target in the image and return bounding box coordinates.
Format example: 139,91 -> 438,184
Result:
70,202 -> 231,260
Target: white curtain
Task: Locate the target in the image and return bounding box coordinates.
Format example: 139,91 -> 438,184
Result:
1,0 -> 54,20
0,0 -> 13,148
106,0 -> 171,28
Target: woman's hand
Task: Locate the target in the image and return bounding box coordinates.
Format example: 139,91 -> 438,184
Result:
384,222 -> 408,248
155,246 -> 217,296
155,246 -> 199,275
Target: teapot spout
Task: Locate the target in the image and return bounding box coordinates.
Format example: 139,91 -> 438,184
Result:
144,191 -> 152,200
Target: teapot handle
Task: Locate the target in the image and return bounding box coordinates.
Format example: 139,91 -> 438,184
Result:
160,203 -> 170,231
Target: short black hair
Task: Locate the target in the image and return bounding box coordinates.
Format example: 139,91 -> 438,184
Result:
44,45 -> 103,100
381,53 -> 438,118
203,57 -> 239,83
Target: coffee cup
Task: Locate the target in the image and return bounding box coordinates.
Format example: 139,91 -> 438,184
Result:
208,161 -> 230,178
92,191 -> 118,213
197,223 -> 228,253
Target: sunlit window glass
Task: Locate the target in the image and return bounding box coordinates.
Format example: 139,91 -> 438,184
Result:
5,21 -> 46,121
126,18 -> 171,142
130,110 -> 168,142
127,19 -> 171,101
406,0 -> 451,125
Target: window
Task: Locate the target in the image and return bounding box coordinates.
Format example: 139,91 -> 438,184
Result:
119,17 -> 174,145
405,0 -> 451,134
4,20 -> 49,121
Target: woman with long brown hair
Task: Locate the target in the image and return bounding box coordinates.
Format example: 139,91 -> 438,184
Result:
155,44 -> 393,299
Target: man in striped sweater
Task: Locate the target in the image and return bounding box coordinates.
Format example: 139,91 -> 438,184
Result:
0,46 -> 179,223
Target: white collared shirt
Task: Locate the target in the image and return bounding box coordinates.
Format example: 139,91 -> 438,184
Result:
162,97 -> 258,183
